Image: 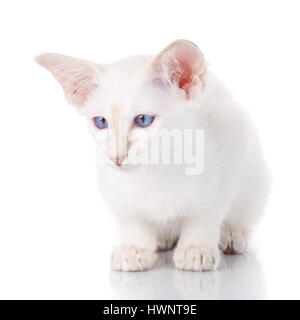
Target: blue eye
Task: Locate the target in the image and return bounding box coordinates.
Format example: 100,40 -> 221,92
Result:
134,114 -> 155,128
93,116 -> 108,129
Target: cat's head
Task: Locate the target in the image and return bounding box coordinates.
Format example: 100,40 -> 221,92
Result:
35,40 -> 206,169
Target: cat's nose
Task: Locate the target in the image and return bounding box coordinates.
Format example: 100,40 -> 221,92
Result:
107,134 -> 128,167
108,155 -> 125,167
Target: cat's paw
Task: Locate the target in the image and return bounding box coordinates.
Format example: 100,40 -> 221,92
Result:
219,224 -> 249,254
111,246 -> 158,272
173,245 -> 220,271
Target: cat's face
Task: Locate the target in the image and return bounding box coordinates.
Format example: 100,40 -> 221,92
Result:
36,40 -> 206,168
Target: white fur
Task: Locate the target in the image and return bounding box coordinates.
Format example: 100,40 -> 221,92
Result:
36,40 -> 271,272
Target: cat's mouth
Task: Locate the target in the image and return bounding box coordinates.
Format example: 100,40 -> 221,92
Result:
119,163 -> 139,169
106,158 -> 139,170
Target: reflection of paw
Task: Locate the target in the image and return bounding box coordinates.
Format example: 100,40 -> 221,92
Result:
219,224 -> 249,254
173,245 -> 220,271
110,270 -> 155,299
173,269 -> 220,299
111,246 -> 158,272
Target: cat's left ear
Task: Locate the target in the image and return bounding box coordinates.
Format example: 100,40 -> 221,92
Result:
35,53 -> 101,112
149,39 -> 206,99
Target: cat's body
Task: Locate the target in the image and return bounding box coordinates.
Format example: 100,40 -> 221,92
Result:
36,40 -> 270,271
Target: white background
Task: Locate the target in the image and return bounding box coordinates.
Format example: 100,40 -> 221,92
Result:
0,0 -> 299,299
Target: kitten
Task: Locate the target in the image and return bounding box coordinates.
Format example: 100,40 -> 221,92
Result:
35,40 -> 270,272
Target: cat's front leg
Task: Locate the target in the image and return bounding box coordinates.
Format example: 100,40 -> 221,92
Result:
174,213 -> 222,271
111,217 -> 158,272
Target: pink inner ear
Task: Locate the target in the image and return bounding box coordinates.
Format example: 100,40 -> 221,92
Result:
174,60 -> 193,90
36,53 -> 100,109
54,65 -> 99,107
63,74 -> 98,106
151,40 -> 205,98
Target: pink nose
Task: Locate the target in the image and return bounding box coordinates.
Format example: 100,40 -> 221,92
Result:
109,155 -> 125,167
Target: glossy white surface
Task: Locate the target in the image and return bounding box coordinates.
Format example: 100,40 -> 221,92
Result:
111,250 -> 266,300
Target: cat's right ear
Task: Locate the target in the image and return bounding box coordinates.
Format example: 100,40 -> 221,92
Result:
35,53 -> 101,112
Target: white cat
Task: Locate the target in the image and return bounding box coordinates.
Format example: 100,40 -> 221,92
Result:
35,40 -> 270,272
